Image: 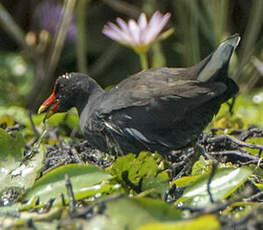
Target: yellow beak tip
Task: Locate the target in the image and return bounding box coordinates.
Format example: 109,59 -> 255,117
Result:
38,105 -> 47,114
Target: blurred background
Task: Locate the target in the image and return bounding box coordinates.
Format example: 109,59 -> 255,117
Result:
0,0 -> 262,113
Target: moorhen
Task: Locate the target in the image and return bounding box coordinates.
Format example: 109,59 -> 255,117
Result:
38,34 -> 240,155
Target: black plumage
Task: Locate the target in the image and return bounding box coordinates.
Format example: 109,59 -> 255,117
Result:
39,34 -> 240,155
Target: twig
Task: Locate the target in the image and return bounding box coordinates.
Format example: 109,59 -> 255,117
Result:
71,147 -> 84,164
61,193 -> 66,206
244,191 -> 263,202
28,110 -> 40,138
207,135 -> 263,150
39,198 -> 56,213
207,161 -> 218,203
209,150 -> 258,162
173,148 -> 197,179
238,127 -> 263,141
25,124 -> 48,158
5,124 -> 23,132
70,194 -> 124,219
65,174 -> 76,214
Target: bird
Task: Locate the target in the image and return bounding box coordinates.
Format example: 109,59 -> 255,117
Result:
38,34 -> 240,155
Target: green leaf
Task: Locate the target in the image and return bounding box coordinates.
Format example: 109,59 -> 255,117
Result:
191,155 -> 212,176
176,167 -> 252,207
0,128 -> 24,161
244,137 -> 263,155
0,128 -> 44,196
24,164 -> 113,205
33,109 -> 79,128
137,214 -> 220,230
212,92 -> 263,128
9,144 -> 46,189
0,114 -> 15,127
0,135 -> 45,193
89,197 -> 181,230
0,106 -> 28,124
173,175 -> 201,187
142,174 -> 169,198
0,206 -> 61,229
109,152 -> 158,183
0,203 -> 20,216
107,152 -> 169,195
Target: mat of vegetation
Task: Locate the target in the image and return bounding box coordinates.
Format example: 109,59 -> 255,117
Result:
1,93 -> 263,230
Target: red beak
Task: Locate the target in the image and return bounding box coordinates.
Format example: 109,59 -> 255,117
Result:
38,86 -> 59,116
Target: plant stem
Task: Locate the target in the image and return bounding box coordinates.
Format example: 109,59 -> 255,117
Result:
139,52 -> 148,70
0,2 -> 26,48
47,0 -> 77,77
76,0 -> 89,73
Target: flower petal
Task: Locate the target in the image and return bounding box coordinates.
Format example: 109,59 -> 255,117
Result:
103,22 -> 133,45
102,11 -> 171,51
128,19 -> 141,45
143,12 -> 171,44
116,18 -> 129,34
138,13 -> 147,31
102,25 -> 124,41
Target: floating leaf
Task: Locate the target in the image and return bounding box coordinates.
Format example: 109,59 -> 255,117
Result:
0,129 -> 23,189
0,128 -> 45,201
176,167 -> 252,207
8,144 -> 46,189
0,206 -> 61,229
24,164 -> 113,205
138,214 -> 220,230
89,197 -> 181,230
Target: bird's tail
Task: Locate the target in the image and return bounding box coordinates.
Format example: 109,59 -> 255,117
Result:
197,34 -> 240,82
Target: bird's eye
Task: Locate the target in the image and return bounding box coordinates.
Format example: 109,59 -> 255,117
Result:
56,83 -> 64,93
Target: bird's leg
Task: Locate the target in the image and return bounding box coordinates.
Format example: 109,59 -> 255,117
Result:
227,97 -> 236,115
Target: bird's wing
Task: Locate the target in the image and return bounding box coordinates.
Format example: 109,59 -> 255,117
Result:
98,68 -> 227,116
93,69 -> 228,148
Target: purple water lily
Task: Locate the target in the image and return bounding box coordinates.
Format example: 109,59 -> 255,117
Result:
33,1 -> 76,42
102,11 -> 171,53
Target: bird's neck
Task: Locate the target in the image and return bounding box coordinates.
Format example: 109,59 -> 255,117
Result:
75,80 -> 104,116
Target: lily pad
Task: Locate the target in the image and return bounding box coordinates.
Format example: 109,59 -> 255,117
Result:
89,197 -> 181,230
138,214 -> 220,230
24,164 -> 113,205
0,128 -> 45,201
176,167 -> 252,207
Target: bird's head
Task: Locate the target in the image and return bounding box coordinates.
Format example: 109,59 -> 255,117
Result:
38,73 -> 76,118
38,73 -> 101,118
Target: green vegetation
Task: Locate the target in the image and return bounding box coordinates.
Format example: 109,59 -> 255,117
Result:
0,0 -> 263,229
